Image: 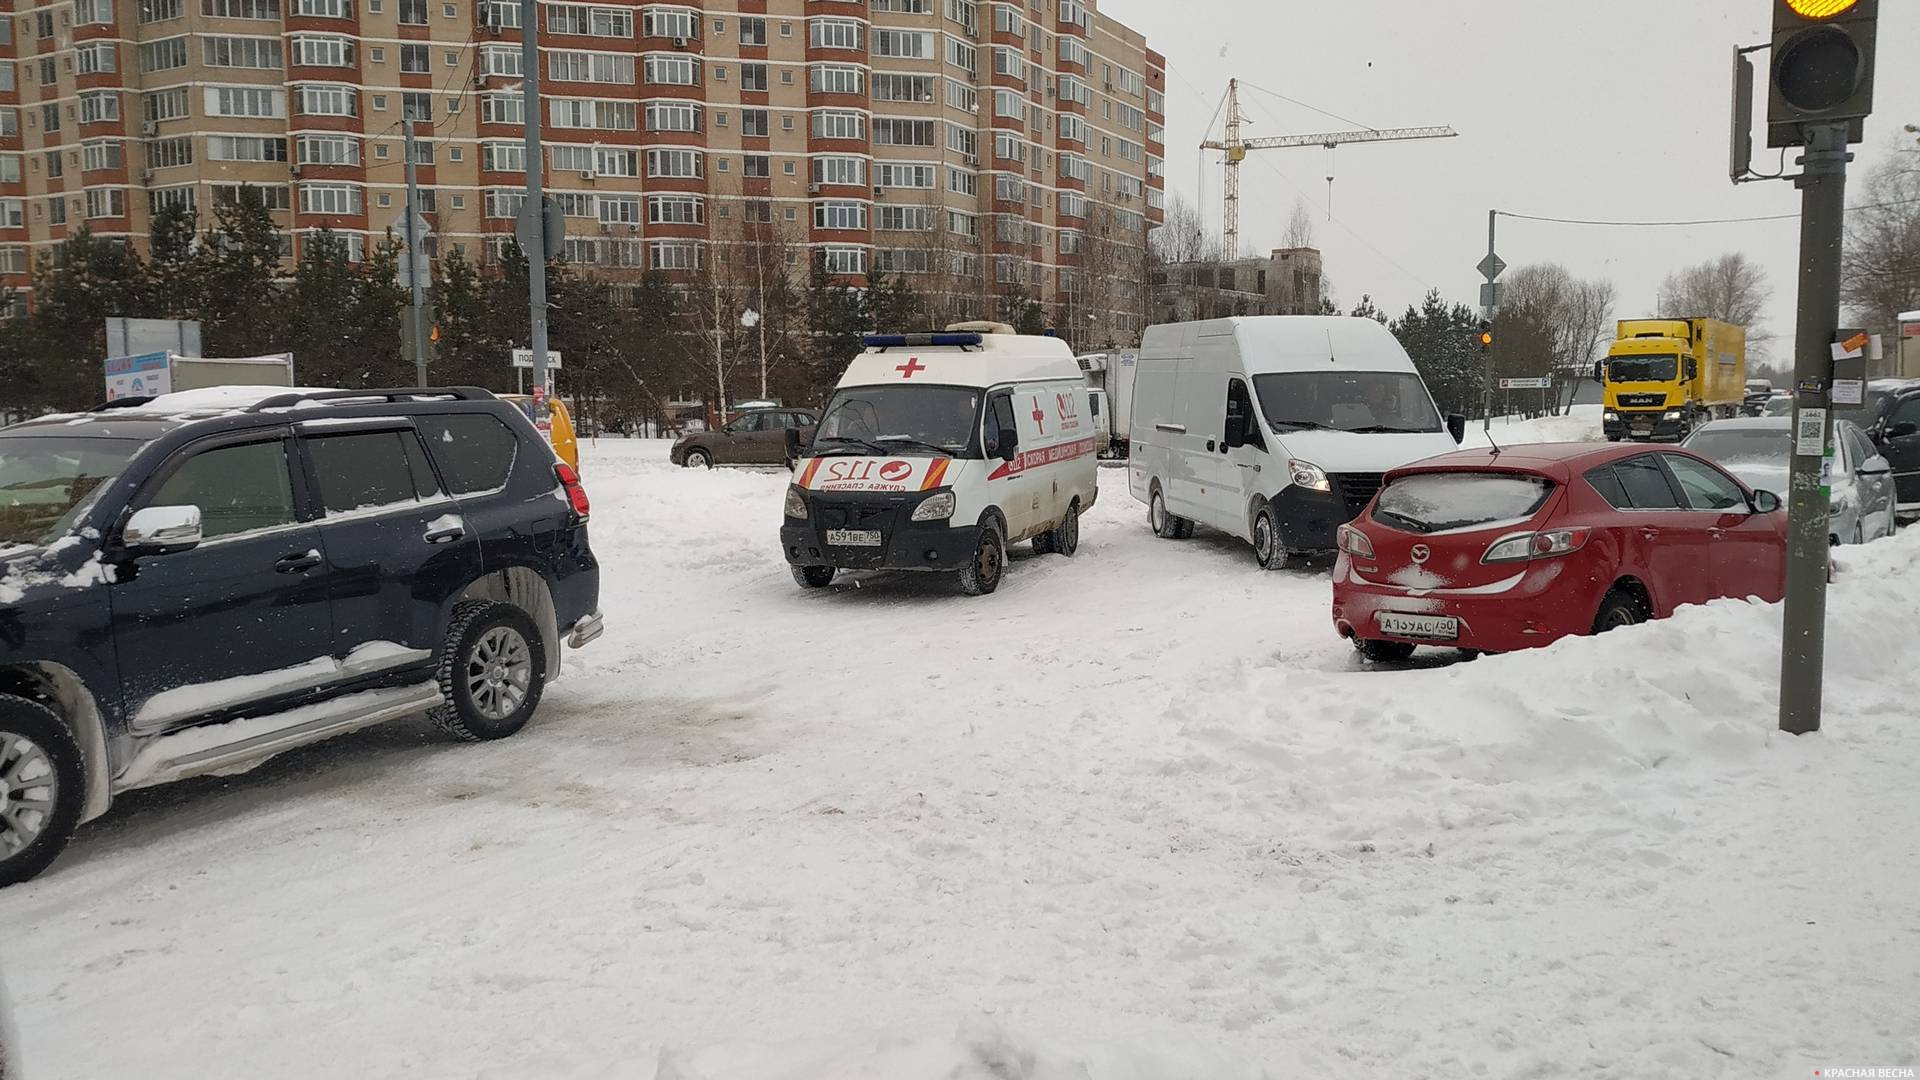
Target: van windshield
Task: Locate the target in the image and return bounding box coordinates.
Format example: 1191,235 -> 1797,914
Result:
1607,356 -> 1679,383
815,385 -> 981,456
1250,372 -> 1441,434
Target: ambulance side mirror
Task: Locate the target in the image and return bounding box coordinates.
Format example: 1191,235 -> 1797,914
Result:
785,427 -> 802,461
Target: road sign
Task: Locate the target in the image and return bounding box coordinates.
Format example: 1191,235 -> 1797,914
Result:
1479,282 -> 1505,310
1476,252 -> 1507,281
511,349 -> 563,369
1498,377 -> 1552,390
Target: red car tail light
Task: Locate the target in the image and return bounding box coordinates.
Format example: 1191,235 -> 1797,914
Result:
1337,524 -> 1375,559
1483,527 -> 1589,564
554,462 -> 591,522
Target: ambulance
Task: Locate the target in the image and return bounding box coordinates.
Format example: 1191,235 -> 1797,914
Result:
781,322 -> 1099,595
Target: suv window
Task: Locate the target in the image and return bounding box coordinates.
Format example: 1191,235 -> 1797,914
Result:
147,439 -> 296,540
306,431 -> 439,515
418,413 -> 519,494
1663,455 -> 1747,511
1891,397 -> 1920,431
1588,456 -> 1682,510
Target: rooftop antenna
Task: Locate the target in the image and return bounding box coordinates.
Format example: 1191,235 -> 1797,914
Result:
1485,425 -> 1502,459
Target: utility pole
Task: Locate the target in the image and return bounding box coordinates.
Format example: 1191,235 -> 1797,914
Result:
1478,209 -> 1507,434
519,0 -> 550,421
403,120 -> 428,386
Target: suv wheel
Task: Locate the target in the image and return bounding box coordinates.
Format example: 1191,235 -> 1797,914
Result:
0,693 -> 85,888
431,601 -> 547,742
685,449 -> 712,470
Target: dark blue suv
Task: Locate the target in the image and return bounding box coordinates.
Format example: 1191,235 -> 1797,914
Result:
0,387 -> 601,886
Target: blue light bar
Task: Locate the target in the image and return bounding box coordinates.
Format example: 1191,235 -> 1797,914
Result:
863,333 -> 984,348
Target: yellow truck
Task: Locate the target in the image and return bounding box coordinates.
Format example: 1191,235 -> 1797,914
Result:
1599,318 -> 1747,442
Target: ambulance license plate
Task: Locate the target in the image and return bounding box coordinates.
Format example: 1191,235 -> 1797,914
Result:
827,529 -> 882,547
1377,612 -> 1459,641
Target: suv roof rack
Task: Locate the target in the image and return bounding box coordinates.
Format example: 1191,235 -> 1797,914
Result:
243,386 -> 497,413
90,396 -> 159,412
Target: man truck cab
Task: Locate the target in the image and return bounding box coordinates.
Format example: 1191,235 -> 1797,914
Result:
1129,316 -> 1466,569
1599,318 -> 1747,442
781,323 -> 1099,596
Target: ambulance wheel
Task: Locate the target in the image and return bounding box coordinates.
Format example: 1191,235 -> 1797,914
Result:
1150,488 -> 1188,540
791,565 -> 835,589
1252,509 -> 1289,571
959,521 -> 1006,596
1048,499 -> 1081,557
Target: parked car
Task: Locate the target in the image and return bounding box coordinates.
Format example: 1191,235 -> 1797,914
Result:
1333,443 -> 1786,662
1684,417 -> 1897,545
1130,316 -> 1466,569
672,409 -> 819,469
1843,379 -> 1920,522
1741,379 -> 1775,416
1762,395 -> 1794,417
0,386 -> 602,886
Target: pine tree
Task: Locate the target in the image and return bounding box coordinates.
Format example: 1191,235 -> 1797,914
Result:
197,186 -> 288,357
431,246 -> 506,390
1390,290 -> 1483,420
806,252 -> 869,392
144,201 -> 202,321
18,228 -> 149,411
349,233 -> 411,386
286,228 -> 364,385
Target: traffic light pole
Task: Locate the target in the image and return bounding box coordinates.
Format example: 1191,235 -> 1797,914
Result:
1778,121 -> 1852,735
403,120 -> 428,387
519,0 -> 550,417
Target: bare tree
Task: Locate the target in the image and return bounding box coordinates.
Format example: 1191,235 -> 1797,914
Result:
1502,262 -> 1617,414
1657,252 -> 1772,328
1843,141 -> 1920,369
1282,199 -> 1315,250
1150,194 -> 1216,265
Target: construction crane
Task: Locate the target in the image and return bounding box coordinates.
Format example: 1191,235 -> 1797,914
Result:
1201,78 -> 1458,256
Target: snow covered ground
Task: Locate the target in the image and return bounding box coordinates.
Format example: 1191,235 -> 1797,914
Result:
3,421 -> 1918,1080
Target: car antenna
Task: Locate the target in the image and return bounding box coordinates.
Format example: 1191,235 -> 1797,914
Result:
1486,425 -> 1502,458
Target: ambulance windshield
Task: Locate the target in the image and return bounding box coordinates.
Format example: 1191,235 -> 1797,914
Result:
815,386 -> 982,456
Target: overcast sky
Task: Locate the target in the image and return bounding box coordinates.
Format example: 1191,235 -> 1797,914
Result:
1103,0 -> 1920,357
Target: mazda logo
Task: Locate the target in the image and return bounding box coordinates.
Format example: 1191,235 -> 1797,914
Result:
1410,544 -> 1431,564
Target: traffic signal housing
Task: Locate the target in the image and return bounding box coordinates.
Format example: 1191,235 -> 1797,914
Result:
1767,0 -> 1877,148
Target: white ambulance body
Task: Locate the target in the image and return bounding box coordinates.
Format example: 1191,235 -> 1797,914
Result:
780,323 -> 1099,595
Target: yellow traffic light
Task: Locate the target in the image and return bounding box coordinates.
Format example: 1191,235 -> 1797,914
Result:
1480,332 -> 1494,347
1784,0 -> 1858,18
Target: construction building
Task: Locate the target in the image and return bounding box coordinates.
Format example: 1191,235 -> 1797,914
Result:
0,0 -> 1165,335
1151,245 -> 1324,323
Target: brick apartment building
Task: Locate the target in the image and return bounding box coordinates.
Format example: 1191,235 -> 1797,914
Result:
0,0 -> 1166,335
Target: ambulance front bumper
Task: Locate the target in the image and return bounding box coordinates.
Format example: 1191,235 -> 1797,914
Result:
782,492 -> 981,572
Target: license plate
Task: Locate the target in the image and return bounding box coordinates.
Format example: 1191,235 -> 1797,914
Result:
826,529 -> 882,547
1377,612 -> 1459,641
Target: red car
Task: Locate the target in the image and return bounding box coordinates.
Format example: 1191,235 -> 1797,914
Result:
1332,443 -> 1787,661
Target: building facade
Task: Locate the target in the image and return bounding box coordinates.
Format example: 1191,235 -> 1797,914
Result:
0,0 -> 1165,334
1152,246 -> 1324,324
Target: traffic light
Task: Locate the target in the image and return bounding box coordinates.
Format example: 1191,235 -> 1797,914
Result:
1477,322 -> 1493,350
1767,0 -> 1877,148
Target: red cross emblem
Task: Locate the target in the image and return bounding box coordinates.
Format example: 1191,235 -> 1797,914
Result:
895,358 -> 926,379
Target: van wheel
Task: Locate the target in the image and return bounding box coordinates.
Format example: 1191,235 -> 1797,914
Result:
431,601 -> 547,742
1252,508 -> 1289,570
1150,488 -> 1188,540
1355,639 -> 1416,664
684,449 -> 711,469
0,693 -> 85,888
1591,588 -> 1649,635
959,521 -> 1006,596
791,565 -> 835,589
1046,499 -> 1082,556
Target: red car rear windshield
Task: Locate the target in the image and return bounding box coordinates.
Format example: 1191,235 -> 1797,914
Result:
1373,472 -> 1554,535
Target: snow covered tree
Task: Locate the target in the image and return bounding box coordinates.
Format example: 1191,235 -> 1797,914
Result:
13,228 -> 148,411
196,187 -> 289,358
1842,142 -> 1920,361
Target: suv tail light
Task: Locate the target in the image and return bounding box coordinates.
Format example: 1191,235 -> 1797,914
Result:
1483,527 -> 1589,564
554,462 -> 591,521
1337,524 -> 1375,559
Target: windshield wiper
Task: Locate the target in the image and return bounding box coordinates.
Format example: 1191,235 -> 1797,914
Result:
873,436 -> 959,456
810,435 -> 889,456
1272,419 -> 1334,432
1345,425 -> 1439,435
1373,509 -> 1435,535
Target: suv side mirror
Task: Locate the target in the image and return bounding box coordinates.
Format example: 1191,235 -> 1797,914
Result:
1447,413 -> 1467,444
1751,490 -> 1782,514
123,505 -> 203,554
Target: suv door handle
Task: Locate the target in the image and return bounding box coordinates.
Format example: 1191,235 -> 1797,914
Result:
275,551 -> 322,574
424,524 -> 466,545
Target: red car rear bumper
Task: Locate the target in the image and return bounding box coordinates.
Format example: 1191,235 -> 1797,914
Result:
1331,554 -> 1609,654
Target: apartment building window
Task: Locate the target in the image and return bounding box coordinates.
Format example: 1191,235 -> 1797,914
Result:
1057,191 -> 1085,219
294,84 -> 357,117
1115,138 -> 1143,164
482,141 -> 524,171
0,112 -> 18,140
299,184 -> 361,215
0,155 -> 19,185
946,39 -> 976,76
991,4 -> 1022,35
409,139 -> 434,165
141,37 -> 190,72
400,44 -> 430,73
811,110 -> 864,141
76,43 -> 118,75
872,0 -> 930,10
994,256 -> 1026,284
589,195 -> 636,227
944,79 -> 977,114
43,105 -> 63,134
208,135 -> 289,161
37,58 -> 56,87
738,16 -> 765,45
946,123 -> 977,159
1058,114 -> 1086,144
475,0 -> 518,26
1058,75 -> 1091,107
740,108 -> 769,137
643,54 -> 699,85
944,0 -> 976,32
1148,87 -> 1166,114
872,30 -> 932,58
649,242 -> 700,271
645,101 -> 701,132
479,45 -> 522,76
809,18 -> 860,50
143,185 -> 191,218
1116,103 -> 1143,132
398,0 -> 427,24
1058,37 -> 1088,67
0,246 -> 28,276
213,184 -> 293,210
814,201 -> 866,231
549,192 -> 593,217
551,50 -> 635,84
485,189 -> 525,218
1116,68 -> 1143,95
737,201 -> 772,224
2,200 -> 26,229
203,35 -> 282,68
403,92 -> 432,121
296,0 -> 350,15
647,195 -> 702,225
812,156 -> 864,187
76,0 -> 116,24
810,65 -> 863,96
993,214 -> 1025,243
994,174 -> 1024,202
297,134 -> 360,166
992,47 -> 1025,82
45,198 -> 67,227
873,118 -> 934,146
740,155 -> 767,178
550,98 -> 636,130
1058,153 -> 1090,183
292,35 -> 355,67
480,92 -> 523,124
546,2 -> 600,35
640,6 -> 696,39
549,145 -> 592,173
946,166 -> 975,197
875,162 -> 935,188
146,136 -> 194,169
1148,119 -> 1165,143
646,148 -> 702,178
876,205 -> 933,231
872,74 -> 935,104
736,63 -> 768,92
596,147 -> 637,176
947,209 -> 976,236
820,246 -> 866,276
992,89 -> 1025,122
0,66 -> 12,94
204,0 -> 281,17
1058,0 -> 1091,32
86,189 -> 128,220
80,92 -> 122,125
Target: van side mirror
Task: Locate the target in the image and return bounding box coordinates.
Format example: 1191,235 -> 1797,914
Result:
995,430 -> 1020,462
1751,490 -> 1781,514
123,505 -> 203,554
1223,412 -> 1247,449
784,426 -> 802,461
1447,413 -> 1467,444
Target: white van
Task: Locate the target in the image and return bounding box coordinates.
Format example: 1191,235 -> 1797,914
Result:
781,323 -> 1100,595
1128,316 -> 1465,568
